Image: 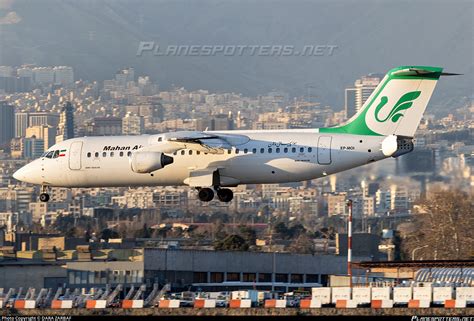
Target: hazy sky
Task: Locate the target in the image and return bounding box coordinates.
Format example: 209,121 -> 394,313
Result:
0,0 -> 472,108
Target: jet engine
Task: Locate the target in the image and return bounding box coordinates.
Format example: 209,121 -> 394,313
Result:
381,135 -> 414,157
129,152 -> 174,173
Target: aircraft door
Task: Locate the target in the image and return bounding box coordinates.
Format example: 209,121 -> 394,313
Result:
317,136 -> 332,165
69,141 -> 83,170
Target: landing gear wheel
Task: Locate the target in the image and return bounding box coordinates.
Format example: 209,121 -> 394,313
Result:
39,193 -> 50,202
198,188 -> 214,202
217,188 -> 233,202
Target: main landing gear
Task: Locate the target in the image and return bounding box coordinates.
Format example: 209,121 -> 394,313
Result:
197,187 -> 233,202
39,185 -> 50,202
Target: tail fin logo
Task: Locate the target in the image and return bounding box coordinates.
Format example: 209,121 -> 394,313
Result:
374,91 -> 421,123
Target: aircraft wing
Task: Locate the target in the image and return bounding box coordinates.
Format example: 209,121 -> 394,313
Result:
165,131 -> 232,154
141,131 -> 250,154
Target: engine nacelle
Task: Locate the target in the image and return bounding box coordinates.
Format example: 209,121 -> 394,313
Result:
129,152 -> 174,173
381,135 -> 414,158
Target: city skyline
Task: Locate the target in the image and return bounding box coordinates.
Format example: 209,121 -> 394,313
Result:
0,1 -> 472,108
0,1 -> 472,314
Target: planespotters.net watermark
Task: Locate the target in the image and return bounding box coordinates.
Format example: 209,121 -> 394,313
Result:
136,41 -> 338,57
411,316 -> 474,321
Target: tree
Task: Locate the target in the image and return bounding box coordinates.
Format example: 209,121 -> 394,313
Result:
214,234 -> 249,251
273,222 -> 290,239
239,225 -> 257,246
65,227 -> 77,238
100,228 -> 119,241
399,190 -> 473,260
288,234 -> 315,254
84,228 -> 92,242
135,223 -> 151,238
288,223 -> 306,238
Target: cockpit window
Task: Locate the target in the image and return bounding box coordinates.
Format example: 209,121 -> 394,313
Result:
45,151 -> 54,159
52,150 -> 60,158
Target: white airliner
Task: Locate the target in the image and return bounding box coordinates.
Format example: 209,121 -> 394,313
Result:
14,66 -> 455,203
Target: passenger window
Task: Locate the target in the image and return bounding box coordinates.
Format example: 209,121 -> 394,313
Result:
308,147 -> 312,153
268,148 -> 272,153
276,148 -> 280,153
110,152 -> 114,157
45,151 -> 54,158
173,151 -> 177,155
102,152 -> 106,157
95,152 -> 99,157
284,148 -> 288,153
292,147 -> 296,153
87,152 -> 91,158
119,152 -> 124,157
181,150 -> 185,155
227,150 -> 232,154
252,148 -> 257,153
244,149 -> 248,154
260,148 -> 265,153
197,151 -> 200,155
300,147 -> 304,153
189,150 -> 193,155
127,151 -> 132,157
236,149 -> 240,154
158,137 -> 162,142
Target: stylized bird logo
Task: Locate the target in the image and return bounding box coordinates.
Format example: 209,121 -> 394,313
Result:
374,91 -> 421,123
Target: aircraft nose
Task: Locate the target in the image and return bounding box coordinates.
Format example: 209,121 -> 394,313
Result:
13,166 -> 26,181
13,162 -> 42,184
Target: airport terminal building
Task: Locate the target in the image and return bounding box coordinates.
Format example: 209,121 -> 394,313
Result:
143,249 -> 368,291
0,247 -> 371,292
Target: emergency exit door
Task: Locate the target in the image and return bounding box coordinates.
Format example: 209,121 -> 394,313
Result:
69,141 -> 83,170
317,136 -> 332,165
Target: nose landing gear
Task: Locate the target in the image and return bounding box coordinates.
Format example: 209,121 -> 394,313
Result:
39,185 -> 50,202
39,193 -> 50,202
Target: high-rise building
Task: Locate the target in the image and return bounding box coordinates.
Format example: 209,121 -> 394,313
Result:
213,113 -> 234,131
0,76 -> 32,93
24,137 -> 45,158
344,88 -> 357,119
17,67 -> 33,79
29,112 -> 60,128
85,117 -> 123,136
125,102 -> 164,124
26,125 -> 56,150
53,66 -> 74,86
122,113 -> 145,135
327,193 -> 347,216
0,101 -> 14,147
10,138 -> 24,158
33,67 -> 55,85
15,112 -> 29,137
56,101 -> 75,143
115,68 -> 135,87
375,189 -> 391,213
0,66 -> 13,77
196,113 -> 234,131
344,74 -> 381,118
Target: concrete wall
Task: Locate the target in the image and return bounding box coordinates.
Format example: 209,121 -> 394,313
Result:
0,262 -> 66,289
144,249 -> 368,275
